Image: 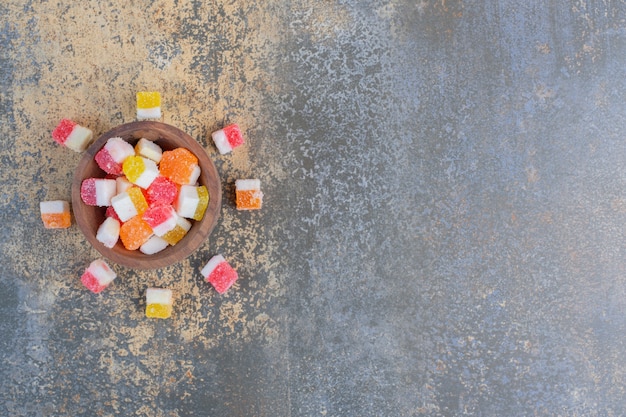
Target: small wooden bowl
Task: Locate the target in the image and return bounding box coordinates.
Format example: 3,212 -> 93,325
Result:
72,121 -> 222,269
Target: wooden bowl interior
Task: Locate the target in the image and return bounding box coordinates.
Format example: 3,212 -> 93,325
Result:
72,121 -> 222,269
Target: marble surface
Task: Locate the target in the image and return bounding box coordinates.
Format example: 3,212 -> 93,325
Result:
2,1 -> 626,415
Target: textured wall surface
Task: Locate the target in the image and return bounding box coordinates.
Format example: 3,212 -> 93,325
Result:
2,0 -> 626,416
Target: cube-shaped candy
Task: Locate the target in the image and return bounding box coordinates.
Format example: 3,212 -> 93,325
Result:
145,176 -> 178,205
105,205 -> 121,222
119,215 -> 153,250
81,259 -> 116,293
96,217 -> 120,248
40,200 -> 71,229
201,254 -> 238,294
81,178 -> 117,206
162,216 -> 191,246
211,124 -> 244,154
142,203 -> 178,237
145,288 -> 173,318
123,155 -> 159,188
159,148 -> 200,185
111,186 -> 149,222
136,92 -> 161,120
52,119 -> 93,152
135,138 -> 163,163
140,235 -> 169,255
235,179 -> 263,210
175,185 -> 209,220
95,137 -> 135,175
116,176 -> 133,194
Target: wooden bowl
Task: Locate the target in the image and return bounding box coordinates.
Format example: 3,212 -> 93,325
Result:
72,121 -> 222,269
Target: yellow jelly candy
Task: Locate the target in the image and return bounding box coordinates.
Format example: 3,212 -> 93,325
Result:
127,186 -> 149,215
136,91 -> 161,109
136,92 -> 162,119
145,288 -> 173,319
162,217 -> 191,245
193,185 -> 209,221
146,303 -> 172,319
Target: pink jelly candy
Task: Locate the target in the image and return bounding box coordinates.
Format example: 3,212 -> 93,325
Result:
95,137 -> 135,175
201,255 -> 239,294
81,259 -> 117,293
142,203 -> 178,236
80,178 -> 116,206
211,124 -> 245,155
145,176 -> 178,205
51,119 -> 93,152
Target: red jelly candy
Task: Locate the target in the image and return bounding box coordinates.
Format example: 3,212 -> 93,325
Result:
146,176 -> 178,205
95,147 -> 123,175
224,124 -> 244,148
208,262 -> 238,294
51,119 -> 77,144
80,178 -> 97,206
105,206 -> 121,222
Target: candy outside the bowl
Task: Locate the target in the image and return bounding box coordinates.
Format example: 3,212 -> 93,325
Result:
40,200 -> 72,229
136,92 -> 162,120
235,179 -> 263,210
145,288 -> 173,318
201,254 -> 238,294
52,119 -> 93,152
211,124 -> 244,155
81,259 -> 117,293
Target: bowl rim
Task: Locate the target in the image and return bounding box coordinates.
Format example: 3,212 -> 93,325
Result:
71,121 -> 222,269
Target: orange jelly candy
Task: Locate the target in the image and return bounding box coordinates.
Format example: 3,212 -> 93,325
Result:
119,216 -> 153,250
40,201 -> 71,229
235,179 -> 263,210
159,148 -> 199,185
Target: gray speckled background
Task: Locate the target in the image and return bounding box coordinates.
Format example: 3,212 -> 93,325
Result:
2,0 -> 626,416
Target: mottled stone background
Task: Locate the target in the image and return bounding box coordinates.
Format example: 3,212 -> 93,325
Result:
2,0 -> 626,416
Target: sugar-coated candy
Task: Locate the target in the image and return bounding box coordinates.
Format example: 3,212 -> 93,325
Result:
175,185 -> 209,220
142,203 -> 178,237
116,176 -> 133,194
96,217 -> 120,248
145,288 -> 173,318
162,216 -> 191,246
95,137 -> 135,175
123,155 -> 159,189
40,200 -> 71,229
105,205 -> 121,222
235,179 -> 263,210
145,176 -> 177,205
52,119 -> 93,152
201,254 -> 238,294
159,148 -> 200,185
135,138 -> 163,163
81,178 -> 117,206
136,92 -> 161,120
211,124 -> 244,155
81,259 -> 116,293
140,235 -> 169,255
111,186 -> 149,222
119,216 -> 153,250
